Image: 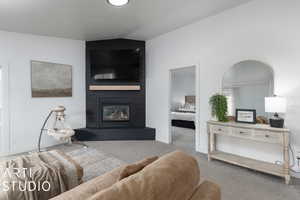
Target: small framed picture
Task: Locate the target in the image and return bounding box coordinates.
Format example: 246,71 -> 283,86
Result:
236,109 -> 256,124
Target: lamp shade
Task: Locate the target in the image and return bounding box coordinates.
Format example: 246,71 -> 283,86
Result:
265,97 -> 287,113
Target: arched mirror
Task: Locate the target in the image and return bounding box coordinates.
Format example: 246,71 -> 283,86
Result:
222,60 -> 274,123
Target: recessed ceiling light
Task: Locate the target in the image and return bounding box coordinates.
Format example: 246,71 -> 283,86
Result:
107,0 -> 129,7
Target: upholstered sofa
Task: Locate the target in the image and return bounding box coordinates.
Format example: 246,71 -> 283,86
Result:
51,151 -> 220,200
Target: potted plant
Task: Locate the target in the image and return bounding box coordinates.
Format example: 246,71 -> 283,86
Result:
209,94 -> 228,122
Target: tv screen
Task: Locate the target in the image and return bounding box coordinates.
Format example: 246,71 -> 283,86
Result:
90,49 -> 140,82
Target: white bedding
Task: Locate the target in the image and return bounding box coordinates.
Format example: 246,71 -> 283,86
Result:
171,111 -> 195,122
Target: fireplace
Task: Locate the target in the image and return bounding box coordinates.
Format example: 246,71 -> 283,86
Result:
75,39 -> 155,141
99,98 -> 134,128
103,104 -> 130,122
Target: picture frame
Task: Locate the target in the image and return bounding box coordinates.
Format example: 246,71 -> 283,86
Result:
235,109 -> 256,124
31,60 -> 72,98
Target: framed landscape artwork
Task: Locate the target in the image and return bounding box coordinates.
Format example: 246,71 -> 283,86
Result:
31,60 -> 72,97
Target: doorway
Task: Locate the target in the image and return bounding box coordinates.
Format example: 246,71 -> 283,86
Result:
169,66 -> 198,150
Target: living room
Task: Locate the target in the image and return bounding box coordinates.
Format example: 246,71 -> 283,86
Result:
0,0 -> 300,200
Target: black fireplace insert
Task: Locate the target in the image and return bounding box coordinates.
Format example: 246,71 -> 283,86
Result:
102,104 -> 130,122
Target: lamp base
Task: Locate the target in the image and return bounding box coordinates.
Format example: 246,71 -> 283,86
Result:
269,117 -> 284,128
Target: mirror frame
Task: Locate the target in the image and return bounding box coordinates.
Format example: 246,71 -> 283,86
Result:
221,60 -> 275,119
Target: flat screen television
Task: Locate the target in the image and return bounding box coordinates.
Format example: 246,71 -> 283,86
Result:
90,49 -> 141,82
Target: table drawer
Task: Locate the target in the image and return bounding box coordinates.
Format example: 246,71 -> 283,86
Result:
253,130 -> 282,144
232,128 -> 252,138
210,125 -> 230,135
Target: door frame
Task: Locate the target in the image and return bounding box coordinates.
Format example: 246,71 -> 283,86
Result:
168,64 -> 200,151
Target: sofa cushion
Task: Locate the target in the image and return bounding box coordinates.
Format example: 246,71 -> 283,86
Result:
50,166 -> 123,200
87,151 -> 200,200
118,156 -> 158,180
189,181 -> 221,200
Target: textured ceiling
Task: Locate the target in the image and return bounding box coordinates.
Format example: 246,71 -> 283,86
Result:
0,0 -> 253,41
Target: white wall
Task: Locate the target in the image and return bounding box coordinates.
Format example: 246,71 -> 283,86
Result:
146,0 -> 300,172
0,31 -> 85,155
0,66 -> 4,156
171,67 -> 195,110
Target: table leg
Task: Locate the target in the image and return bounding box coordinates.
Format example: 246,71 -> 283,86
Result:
208,124 -> 211,161
283,132 -> 290,185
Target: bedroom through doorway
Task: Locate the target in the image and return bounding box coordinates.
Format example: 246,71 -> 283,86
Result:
169,66 -> 197,150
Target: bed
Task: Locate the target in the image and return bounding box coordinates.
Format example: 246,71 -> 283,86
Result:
171,111 -> 195,129
171,96 -> 196,129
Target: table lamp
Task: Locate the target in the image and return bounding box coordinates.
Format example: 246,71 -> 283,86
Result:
265,96 -> 287,128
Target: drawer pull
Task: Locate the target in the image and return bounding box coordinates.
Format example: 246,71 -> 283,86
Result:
218,129 -> 222,131
240,131 -> 245,134
265,135 -> 270,138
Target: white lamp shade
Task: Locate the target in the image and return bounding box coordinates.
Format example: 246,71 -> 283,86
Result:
265,97 -> 287,113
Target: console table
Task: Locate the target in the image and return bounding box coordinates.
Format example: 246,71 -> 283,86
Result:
207,120 -> 290,184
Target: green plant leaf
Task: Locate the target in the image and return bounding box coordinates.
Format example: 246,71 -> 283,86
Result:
209,93 -> 228,122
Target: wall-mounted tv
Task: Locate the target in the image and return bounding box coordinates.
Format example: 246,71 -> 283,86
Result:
90,48 -> 141,82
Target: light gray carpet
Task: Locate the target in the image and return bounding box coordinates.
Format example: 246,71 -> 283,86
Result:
2,139 -> 299,200
66,148 -> 126,182
172,126 -> 195,150
55,140 -> 300,200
